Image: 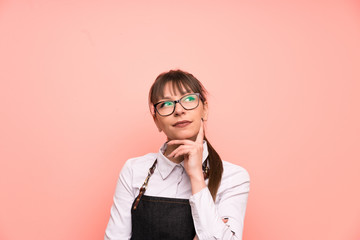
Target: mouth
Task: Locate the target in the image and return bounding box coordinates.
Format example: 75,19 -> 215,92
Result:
173,120 -> 192,128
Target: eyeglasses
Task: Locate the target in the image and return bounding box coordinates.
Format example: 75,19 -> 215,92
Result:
153,93 -> 201,116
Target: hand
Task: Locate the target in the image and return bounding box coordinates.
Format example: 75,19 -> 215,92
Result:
167,119 -> 205,178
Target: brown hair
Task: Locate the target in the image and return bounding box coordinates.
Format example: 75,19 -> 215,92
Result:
148,69 -> 223,201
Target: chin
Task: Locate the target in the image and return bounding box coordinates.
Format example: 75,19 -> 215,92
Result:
172,132 -> 196,140
166,127 -> 197,140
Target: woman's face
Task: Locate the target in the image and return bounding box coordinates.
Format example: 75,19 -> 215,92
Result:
153,82 -> 208,141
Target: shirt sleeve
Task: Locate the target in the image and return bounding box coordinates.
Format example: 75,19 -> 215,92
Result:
104,160 -> 135,240
189,168 -> 250,240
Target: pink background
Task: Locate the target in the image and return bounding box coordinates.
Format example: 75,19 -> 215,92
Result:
1,1 -> 359,239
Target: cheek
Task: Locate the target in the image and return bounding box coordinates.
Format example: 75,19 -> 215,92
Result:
157,119 -> 171,130
195,109 -> 204,118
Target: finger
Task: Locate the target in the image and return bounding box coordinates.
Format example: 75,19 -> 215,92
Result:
167,139 -> 194,146
167,145 -> 192,158
195,119 -> 204,144
168,145 -> 193,157
167,145 -> 191,156
170,148 -> 193,158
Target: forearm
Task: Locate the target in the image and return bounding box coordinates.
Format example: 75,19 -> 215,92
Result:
189,188 -> 242,240
190,171 -> 207,195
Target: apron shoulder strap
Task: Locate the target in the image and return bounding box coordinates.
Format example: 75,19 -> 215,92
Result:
133,159 -> 157,210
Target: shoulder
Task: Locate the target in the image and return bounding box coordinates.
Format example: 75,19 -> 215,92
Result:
120,153 -> 158,178
215,160 -> 250,200
220,160 -> 250,186
123,152 -> 157,169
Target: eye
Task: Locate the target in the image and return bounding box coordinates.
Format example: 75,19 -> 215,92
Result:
183,95 -> 196,102
159,101 -> 174,108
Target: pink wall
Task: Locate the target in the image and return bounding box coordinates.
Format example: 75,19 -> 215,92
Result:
1,1 -> 359,239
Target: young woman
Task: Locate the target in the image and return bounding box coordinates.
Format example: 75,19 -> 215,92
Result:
105,69 -> 250,240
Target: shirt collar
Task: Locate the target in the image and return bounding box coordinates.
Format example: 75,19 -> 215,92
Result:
157,140 -> 209,180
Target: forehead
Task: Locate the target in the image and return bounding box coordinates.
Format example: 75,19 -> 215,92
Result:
160,81 -> 192,99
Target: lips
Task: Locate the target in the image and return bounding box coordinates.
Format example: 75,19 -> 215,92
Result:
173,120 -> 192,127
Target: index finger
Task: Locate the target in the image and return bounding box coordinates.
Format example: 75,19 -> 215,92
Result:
195,118 -> 204,144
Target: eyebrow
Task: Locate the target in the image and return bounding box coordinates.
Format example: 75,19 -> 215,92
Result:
159,92 -> 193,101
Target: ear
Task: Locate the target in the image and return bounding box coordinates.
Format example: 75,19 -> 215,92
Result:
202,101 -> 209,121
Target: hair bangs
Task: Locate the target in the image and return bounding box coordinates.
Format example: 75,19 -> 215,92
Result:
149,70 -> 207,105
148,69 -> 208,117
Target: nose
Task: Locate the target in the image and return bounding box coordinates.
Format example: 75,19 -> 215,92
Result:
173,101 -> 185,116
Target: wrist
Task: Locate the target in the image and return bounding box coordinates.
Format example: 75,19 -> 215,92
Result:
187,168 -> 203,180
190,173 -> 206,195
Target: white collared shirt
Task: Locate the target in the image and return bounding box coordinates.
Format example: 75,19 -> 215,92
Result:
105,140 -> 250,240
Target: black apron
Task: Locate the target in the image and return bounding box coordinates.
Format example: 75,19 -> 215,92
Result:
130,158 -> 209,240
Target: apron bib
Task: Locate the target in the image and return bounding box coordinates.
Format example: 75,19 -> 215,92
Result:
130,158 -> 209,240
131,195 -> 196,240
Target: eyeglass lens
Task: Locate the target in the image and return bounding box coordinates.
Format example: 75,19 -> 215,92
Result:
156,94 -> 199,116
